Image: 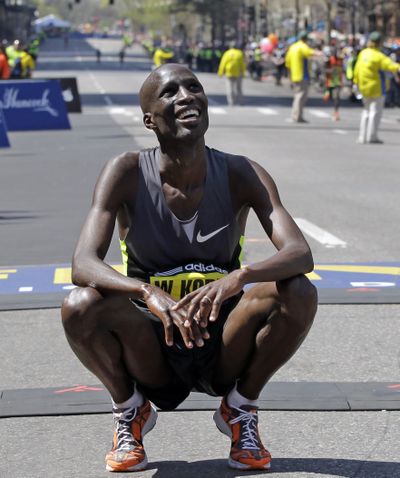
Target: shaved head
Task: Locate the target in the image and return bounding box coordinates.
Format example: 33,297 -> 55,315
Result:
139,64 -> 201,113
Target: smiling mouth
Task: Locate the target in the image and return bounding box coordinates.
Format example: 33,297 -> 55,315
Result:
176,108 -> 201,120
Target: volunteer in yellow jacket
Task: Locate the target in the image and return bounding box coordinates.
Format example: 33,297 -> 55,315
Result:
218,42 -> 246,106
354,31 -> 400,144
153,45 -> 174,69
285,31 -> 320,122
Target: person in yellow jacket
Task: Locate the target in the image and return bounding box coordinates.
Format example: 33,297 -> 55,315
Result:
218,42 -> 246,106
20,48 -> 35,78
153,44 -> 174,69
285,31 -> 321,122
353,31 -> 400,144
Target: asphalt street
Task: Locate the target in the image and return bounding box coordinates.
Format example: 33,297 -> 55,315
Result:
0,37 -> 400,477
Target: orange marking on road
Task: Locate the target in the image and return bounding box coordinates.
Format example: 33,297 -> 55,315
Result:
54,385 -> 104,394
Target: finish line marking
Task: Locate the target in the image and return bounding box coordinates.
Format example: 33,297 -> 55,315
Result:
294,218 -> 347,248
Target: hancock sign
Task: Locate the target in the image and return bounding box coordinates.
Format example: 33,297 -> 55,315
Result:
0,87 -> 59,117
0,80 -> 70,131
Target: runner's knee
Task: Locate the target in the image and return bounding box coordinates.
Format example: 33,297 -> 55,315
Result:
61,287 -> 103,339
277,275 -> 318,331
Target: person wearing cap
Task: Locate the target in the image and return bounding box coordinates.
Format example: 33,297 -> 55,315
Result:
153,43 -> 175,69
354,31 -> 400,144
285,31 -> 321,122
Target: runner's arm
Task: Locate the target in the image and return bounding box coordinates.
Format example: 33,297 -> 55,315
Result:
71,152 -> 149,299
238,158 -> 313,285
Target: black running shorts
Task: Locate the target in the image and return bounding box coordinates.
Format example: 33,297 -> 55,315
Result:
131,294 -> 242,410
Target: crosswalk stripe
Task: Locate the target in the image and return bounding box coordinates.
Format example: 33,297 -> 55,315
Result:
209,107 -> 227,115
294,218 -> 347,248
333,129 -> 347,135
257,107 -> 279,115
309,109 -> 331,119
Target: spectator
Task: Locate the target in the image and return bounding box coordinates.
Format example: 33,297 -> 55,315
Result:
119,48 -> 126,65
354,31 -> 400,144
285,31 -> 322,122
153,44 -> 174,69
20,47 -> 35,78
0,44 -> 10,80
272,43 -> 286,86
323,46 -> 344,121
217,42 -> 246,106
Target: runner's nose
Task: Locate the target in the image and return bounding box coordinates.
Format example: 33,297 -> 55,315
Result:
176,85 -> 194,103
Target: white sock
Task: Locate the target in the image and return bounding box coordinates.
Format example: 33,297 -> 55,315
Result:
112,383 -> 144,410
227,383 -> 259,409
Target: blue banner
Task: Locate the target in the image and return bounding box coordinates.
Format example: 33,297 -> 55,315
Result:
0,108 -> 10,148
0,80 -> 71,131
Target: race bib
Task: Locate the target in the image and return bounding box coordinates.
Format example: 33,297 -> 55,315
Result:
149,262 -> 227,299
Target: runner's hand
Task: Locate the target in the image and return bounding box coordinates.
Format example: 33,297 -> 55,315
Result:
141,285 -> 208,349
172,269 -> 245,328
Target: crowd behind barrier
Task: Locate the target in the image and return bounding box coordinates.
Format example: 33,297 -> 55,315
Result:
140,33 -> 400,110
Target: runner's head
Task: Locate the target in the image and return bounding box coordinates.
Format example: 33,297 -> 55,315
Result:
139,64 -> 209,143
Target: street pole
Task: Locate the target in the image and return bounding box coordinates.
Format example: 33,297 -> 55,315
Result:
326,0 -> 332,44
294,0 -> 300,37
397,0 -> 400,36
350,0 -> 357,40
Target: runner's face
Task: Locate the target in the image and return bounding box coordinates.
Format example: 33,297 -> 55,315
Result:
146,66 -> 209,141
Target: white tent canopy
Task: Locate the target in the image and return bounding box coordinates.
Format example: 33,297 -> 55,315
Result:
33,14 -> 71,31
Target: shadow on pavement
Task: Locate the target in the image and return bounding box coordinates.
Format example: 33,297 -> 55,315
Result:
146,457 -> 400,477
0,211 -> 39,222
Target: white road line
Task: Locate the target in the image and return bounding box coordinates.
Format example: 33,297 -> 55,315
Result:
19,286 -> 33,292
209,107 -> 227,115
351,282 -> 395,288
309,109 -> 331,119
294,218 -> 347,248
333,129 -> 347,135
257,107 -> 279,115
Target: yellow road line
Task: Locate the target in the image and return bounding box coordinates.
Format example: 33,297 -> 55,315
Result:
315,265 -> 400,276
54,264 -> 125,284
52,264 -> 399,285
0,269 -> 17,280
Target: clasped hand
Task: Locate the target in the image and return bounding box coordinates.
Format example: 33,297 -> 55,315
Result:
142,270 -> 244,349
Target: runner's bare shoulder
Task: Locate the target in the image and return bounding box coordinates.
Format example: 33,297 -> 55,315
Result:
99,151 -> 140,190
224,152 -> 277,208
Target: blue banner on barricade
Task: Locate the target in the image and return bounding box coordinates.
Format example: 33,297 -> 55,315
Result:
0,80 -> 71,131
0,108 -> 10,148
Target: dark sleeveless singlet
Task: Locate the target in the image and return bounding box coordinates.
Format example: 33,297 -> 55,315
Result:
120,146 -> 243,299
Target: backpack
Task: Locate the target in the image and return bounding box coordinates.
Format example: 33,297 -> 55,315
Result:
10,57 -> 22,79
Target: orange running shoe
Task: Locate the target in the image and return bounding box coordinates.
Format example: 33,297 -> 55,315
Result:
105,399 -> 157,472
213,397 -> 271,470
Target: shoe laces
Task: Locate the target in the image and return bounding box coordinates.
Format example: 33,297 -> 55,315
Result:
229,405 -> 261,450
113,407 -> 139,452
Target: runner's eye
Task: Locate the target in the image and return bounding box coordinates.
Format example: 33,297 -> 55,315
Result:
160,86 -> 177,97
189,83 -> 202,92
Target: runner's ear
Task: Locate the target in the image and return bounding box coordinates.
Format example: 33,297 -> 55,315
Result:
143,113 -> 156,130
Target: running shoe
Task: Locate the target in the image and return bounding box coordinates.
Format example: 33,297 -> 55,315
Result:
105,399 -> 157,472
213,397 -> 271,470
